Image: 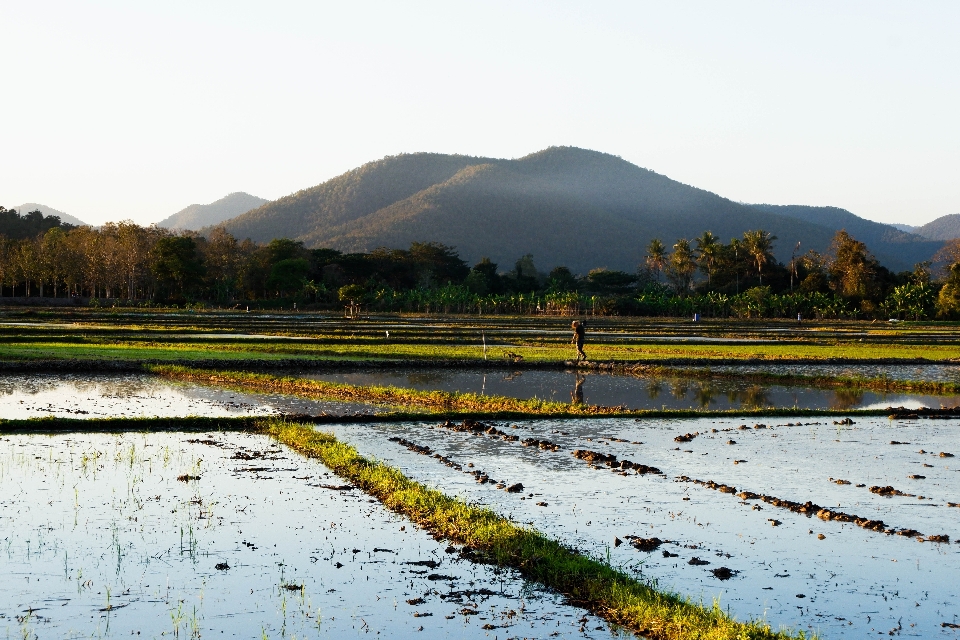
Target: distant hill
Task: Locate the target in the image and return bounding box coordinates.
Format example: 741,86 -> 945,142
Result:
216,147 -> 941,273
16,203 -> 87,227
159,192 -> 267,230
744,204 -> 941,272
890,223 -> 917,233
913,214 -> 960,241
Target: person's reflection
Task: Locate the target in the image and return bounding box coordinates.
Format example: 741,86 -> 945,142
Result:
571,373 -> 585,406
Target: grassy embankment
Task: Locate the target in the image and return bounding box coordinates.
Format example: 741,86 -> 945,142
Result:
3,335 -> 960,364
0,415 -> 812,639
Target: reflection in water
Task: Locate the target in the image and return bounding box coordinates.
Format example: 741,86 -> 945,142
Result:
299,368 -> 953,411
571,373 -> 585,406
831,388 -> 865,410
670,380 -> 689,400
646,381 -> 662,400
692,382 -> 718,409
738,385 -> 771,409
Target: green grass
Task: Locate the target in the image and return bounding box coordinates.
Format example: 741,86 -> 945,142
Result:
265,420 -> 814,640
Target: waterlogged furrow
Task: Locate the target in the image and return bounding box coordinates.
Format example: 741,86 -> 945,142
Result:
263,421 -> 811,640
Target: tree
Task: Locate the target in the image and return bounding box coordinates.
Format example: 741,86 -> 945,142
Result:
151,236 -> 205,299
546,266 -> 578,293
665,239 -> 696,294
695,231 -> 720,285
827,230 -> 879,299
742,229 -> 777,285
645,239 -> 666,282
465,257 -> 502,295
585,268 -> 636,294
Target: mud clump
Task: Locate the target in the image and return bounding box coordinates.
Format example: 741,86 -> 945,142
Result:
688,557 -> 710,566
625,536 -> 663,552
438,420 -> 560,451
505,483 -> 524,493
941,452 -> 955,458
674,432 -> 698,443
711,567 -> 736,580
176,474 -> 200,482
678,475 -> 949,542
573,449 -> 661,474
869,485 -> 915,497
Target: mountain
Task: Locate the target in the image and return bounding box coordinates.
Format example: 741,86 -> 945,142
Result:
913,214 -> 960,241
159,192 -> 267,230
745,204 -> 941,272
890,223 -> 917,233
215,147 -> 941,273
16,203 -> 87,227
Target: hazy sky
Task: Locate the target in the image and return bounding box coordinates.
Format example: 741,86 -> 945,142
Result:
2,1 -> 958,227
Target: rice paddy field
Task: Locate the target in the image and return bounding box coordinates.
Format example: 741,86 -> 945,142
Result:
2,307 -> 959,639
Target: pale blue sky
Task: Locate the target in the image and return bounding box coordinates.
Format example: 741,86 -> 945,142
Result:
2,1 -> 957,226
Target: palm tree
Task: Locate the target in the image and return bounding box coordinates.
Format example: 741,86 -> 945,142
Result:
666,239 -> 696,293
645,238 -> 666,282
695,231 -> 720,286
742,229 -> 777,285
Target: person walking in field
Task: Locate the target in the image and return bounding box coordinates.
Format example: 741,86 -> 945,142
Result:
571,320 -> 587,362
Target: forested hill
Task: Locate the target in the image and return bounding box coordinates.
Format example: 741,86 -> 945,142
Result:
215,147 -> 940,273
914,213 -> 960,241
158,192 -> 268,230
745,204 -> 941,271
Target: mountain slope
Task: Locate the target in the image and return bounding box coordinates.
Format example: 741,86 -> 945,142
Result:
217,147 -> 939,273
221,154 -> 494,242
158,192 -> 268,230
914,214 -> 960,241
16,203 -> 87,226
746,204 -> 942,271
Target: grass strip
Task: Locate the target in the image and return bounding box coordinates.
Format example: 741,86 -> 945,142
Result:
263,420 -> 813,640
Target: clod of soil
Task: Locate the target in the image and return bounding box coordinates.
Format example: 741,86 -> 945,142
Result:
674,432 -> 698,443
890,441 -> 910,445
941,452 -> 955,458
427,574 -> 458,581
505,483 -> 524,493
662,550 -> 679,558
710,567 -> 736,580
215,562 -> 230,570
625,536 -> 663,552
817,534 -> 826,540
282,584 -> 303,591
687,557 -> 710,566
176,474 -> 200,482
869,485 -> 914,496
908,474 -> 926,480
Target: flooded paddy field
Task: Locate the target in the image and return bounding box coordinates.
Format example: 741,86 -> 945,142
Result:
0,431 -> 621,639
0,373 -> 383,419
323,414 -> 960,638
299,368 -> 957,411
706,363 -> 960,385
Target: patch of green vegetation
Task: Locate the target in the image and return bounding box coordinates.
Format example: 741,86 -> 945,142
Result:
265,420 -> 813,640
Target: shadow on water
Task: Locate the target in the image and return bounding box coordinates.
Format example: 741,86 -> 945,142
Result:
300,368 -> 955,410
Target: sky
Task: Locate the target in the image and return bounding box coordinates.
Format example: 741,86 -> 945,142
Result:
2,1 -> 958,227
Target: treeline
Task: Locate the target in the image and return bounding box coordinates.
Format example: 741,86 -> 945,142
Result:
0,207 -> 75,240
3,207 -> 960,320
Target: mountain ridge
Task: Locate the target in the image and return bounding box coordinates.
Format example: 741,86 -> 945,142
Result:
15,203 -> 87,227
213,147 -> 942,273
158,192 -> 268,230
